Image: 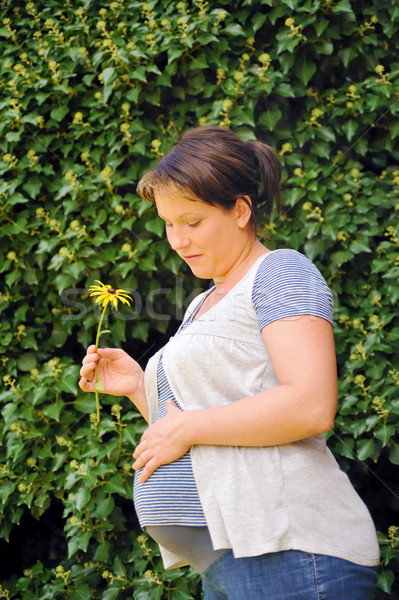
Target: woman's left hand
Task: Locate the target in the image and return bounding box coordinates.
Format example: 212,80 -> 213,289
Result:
132,401 -> 191,483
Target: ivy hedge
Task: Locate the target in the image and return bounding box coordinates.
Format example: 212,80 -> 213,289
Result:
0,0 -> 398,598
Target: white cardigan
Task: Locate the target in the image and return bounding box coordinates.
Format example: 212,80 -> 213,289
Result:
143,251 -> 380,569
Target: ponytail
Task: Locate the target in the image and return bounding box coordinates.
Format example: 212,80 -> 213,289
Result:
249,141 -> 282,217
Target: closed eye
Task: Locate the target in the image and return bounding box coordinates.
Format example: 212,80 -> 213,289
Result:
163,220 -> 201,229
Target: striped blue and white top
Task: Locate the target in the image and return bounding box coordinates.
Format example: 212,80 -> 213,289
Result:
133,350 -> 207,526
133,249 -> 333,527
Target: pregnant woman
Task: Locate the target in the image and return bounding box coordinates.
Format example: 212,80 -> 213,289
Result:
79,125 -> 379,599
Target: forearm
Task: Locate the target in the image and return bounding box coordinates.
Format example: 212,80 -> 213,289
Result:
183,383 -> 337,448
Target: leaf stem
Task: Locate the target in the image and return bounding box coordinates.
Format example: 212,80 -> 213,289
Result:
94,304 -> 108,424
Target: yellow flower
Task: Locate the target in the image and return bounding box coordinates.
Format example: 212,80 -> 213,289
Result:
259,52 -> 271,67
216,68 -> 225,84
7,251 -> 18,262
293,167 -> 305,178
86,281 -> 133,423
222,99 -> 233,112
73,112 -> 84,125
279,143 -> 293,156
88,280 -> 132,309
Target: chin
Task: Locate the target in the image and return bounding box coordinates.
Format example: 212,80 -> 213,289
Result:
188,265 -> 213,279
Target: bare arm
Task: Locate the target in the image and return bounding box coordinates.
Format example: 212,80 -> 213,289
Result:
133,315 -> 337,481
185,315 -> 337,446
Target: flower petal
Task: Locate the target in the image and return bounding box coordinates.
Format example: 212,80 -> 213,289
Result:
118,296 -> 131,306
94,293 -> 109,304
101,296 -> 111,308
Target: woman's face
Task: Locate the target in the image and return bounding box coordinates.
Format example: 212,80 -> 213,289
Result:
154,190 -> 253,281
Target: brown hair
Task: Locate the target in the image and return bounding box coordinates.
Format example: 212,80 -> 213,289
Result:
136,126 -> 281,228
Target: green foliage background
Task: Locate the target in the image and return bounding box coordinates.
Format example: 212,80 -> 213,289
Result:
0,0 -> 398,598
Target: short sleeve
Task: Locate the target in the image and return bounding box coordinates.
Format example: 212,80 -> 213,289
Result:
252,249 -> 334,330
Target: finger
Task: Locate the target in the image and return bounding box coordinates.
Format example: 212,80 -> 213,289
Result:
79,377 -> 94,392
79,362 -> 96,378
133,440 -> 148,460
137,458 -> 160,483
82,354 -> 98,365
97,347 -> 123,359
140,429 -> 149,442
87,344 -> 97,353
132,448 -> 151,471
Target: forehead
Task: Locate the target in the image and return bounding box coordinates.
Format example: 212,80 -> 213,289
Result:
154,189 -> 212,218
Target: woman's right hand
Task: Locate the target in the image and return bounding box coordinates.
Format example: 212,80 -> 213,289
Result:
79,345 -> 144,400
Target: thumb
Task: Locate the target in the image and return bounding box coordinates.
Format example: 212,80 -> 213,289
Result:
166,400 -> 181,413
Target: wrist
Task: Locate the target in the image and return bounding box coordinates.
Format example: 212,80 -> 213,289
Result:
127,373 -> 148,421
180,408 -> 202,447
127,372 -> 144,400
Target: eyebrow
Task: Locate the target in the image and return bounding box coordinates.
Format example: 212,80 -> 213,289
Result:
157,212 -> 202,220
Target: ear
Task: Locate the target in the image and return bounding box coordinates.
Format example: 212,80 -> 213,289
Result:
235,195 -> 253,229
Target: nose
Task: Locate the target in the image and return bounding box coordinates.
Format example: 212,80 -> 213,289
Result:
167,226 -> 190,251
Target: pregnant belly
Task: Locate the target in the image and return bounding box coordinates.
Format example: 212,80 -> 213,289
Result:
133,451 -> 206,526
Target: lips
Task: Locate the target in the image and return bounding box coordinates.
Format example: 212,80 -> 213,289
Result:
182,254 -> 202,262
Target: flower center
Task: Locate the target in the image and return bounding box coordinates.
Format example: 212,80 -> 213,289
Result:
108,288 -> 116,294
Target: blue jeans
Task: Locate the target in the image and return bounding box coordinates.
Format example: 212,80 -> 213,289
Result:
201,550 -> 378,600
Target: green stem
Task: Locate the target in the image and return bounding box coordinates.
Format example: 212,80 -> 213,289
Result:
94,304 -> 108,424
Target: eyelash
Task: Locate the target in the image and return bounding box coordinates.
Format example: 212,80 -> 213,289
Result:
165,221 -> 201,228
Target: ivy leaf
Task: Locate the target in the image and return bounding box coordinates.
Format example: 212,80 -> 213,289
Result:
96,495 -> 115,519
17,353 -> 37,372
73,488 -> 91,511
297,58 -> 317,85
102,589 -> 121,600
259,109 -> 282,131
43,399 -> 64,422
377,570 -> 395,594
50,106 -> 69,121
103,475 -> 126,495
389,446 -> 399,465
102,67 -> 116,85
342,120 -> 358,141
331,0 -> 354,13
373,426 -> 396,447
70,585 -> 91,600
356,438 -> 376,461
223,23 -> 246,36
68,532 -> 92,557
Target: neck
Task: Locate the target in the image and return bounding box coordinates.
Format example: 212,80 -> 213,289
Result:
213,239 -> 269,293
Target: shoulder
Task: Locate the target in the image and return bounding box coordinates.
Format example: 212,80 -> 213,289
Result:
252,249 -> 334,326
253,249 -> 330,290
256,248 -> 323,276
